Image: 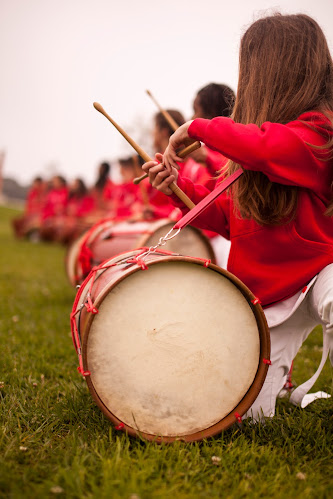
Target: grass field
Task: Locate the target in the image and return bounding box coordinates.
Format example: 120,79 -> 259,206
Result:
0,205 -> 332,498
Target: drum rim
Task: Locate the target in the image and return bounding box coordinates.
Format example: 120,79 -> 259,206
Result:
65,231 -> 87,287
80,254 -> 270,443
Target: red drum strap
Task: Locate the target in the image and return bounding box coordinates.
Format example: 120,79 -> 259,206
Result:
174,169 -> 243,230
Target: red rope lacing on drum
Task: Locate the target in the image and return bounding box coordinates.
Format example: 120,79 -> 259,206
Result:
125,257 -> 148,270
234,412 -> 242,423
263,358 -> 272,365
284,361 -> 294,391
114,423 -> 125,431
191,256 -> 211,267
78,244 -> 93,278
77,217 -> 113,281
251,297 -> 261,305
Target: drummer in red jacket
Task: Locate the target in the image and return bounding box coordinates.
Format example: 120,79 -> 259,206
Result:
91,161 -> 116,218
142,13 -> 333,421
12,176 -> 46,238
112,157 -> 143,220
40,175 -> 69,241
57,178 -> 95,244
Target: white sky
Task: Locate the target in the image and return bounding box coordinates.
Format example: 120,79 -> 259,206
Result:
1,0 -> 333,186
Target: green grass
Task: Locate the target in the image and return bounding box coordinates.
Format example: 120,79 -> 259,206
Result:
0,205 -> 332,498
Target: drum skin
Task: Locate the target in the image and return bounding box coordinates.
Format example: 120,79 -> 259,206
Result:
72,250 -> 270,443
66,219 -> 216,286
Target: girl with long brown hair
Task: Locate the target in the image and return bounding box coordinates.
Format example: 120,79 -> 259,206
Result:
142,13 -> 333,420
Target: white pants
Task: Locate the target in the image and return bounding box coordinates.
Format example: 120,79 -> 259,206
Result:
244,264 -> 333,420
210,235 -> 231,269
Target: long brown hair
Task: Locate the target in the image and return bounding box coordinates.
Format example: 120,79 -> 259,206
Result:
224,13 -> 333,224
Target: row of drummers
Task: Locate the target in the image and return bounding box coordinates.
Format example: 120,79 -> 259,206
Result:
12,158 -> 179,244
12,83 -> 234,246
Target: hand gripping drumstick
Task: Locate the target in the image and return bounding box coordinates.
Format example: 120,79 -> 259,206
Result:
132,140 -> 200,186
93,102 -> 196,209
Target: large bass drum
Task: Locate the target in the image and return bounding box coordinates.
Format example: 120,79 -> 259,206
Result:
66,218 -> 216,286
71,249 -> 270,442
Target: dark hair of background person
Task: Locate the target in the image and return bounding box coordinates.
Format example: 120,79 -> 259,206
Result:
155,110 -> 185,137
196,83 -> 235,119
95,162 -> 111,191
69,178 -> 88,199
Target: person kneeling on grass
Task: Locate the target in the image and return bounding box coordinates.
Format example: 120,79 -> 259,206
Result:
142,13 -> 333,420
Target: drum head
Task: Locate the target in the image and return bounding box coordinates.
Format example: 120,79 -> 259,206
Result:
85,260 -> 262,439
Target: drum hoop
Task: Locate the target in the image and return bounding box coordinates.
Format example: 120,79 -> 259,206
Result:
80,255 -> 270,443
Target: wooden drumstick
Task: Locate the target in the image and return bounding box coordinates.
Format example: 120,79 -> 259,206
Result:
132,155 -> 149,207
93,102 -> 196,209
146,89 -> 200,149
146,89 -> 179,132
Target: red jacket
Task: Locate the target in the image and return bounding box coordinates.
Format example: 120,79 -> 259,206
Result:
25,186 -> 46,215
42,187 -> 68,220
66,195 -> 95,218
173,112 -> 333,307
180,157 -> 211,185
113,182 -> 142,219
91,179 -> 115,212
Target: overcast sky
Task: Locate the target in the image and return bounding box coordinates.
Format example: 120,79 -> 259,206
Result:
1,0 -> 333,186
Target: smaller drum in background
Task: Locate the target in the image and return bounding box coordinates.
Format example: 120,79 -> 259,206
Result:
65,219 -> 115,287
65,218 -> 216,286
71,250 -> 270,442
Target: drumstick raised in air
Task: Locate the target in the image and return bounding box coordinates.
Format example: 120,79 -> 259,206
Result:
146,88 -> 200,150
93,102 -> 196,209
146,89 -> 179,132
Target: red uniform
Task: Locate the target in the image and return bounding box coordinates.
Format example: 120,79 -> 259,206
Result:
145,182 -> 180,220
180,157 -> 211,185
205,147 -> 225,177
91,179 -> 115,214
113,182 -> 142,219
203,147 -> 226,191
171,112 -> 333,307
66,194 -> 95,218
25,185 -> 46,216
41,187 -> 68,221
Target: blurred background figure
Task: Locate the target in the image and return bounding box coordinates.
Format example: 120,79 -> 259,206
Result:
91,161 -> 115,218
39,175 -> 68,241
56,178 -> 95,244
12,176 -> 46,240
112,156 -> 143,220
190,83 -> 235,182
192,82 -> 235,119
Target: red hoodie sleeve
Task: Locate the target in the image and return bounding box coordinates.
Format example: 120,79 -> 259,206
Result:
188,114 -> 332,199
